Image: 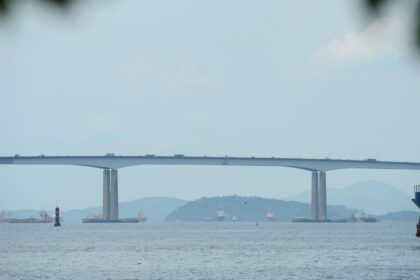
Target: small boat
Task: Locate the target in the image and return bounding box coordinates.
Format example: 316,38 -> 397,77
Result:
231,215 -> 239,222
266,211 -> 275,221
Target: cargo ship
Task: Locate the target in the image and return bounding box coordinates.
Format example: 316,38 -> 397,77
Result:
292,210 -> 377,223
350,209 -> 378,223
216,210 -> 225,221
204,210 -> 225,221
9,210 -> 53,224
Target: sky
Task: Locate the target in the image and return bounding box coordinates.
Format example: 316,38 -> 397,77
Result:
1,0 -> 420,211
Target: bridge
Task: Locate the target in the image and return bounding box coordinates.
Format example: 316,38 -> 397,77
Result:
2,154 -> 420,221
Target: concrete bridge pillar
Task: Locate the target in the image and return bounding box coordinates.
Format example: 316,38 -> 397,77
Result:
311,171 -> 319,219
110,169 -> 119,220
319,171 -> 327,219
102,169 -> 111,220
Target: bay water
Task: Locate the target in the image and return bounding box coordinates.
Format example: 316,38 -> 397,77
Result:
1,222 -> 419,279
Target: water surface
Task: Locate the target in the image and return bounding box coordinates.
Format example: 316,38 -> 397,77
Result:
0,222 -> 419,279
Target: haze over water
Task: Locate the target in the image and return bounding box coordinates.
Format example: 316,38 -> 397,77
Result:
1,0 -> 420,211
1,222 -> 419,279
1,0 -> 420,279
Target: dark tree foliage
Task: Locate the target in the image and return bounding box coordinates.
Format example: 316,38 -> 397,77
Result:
366,0 -> 388,11
0,0 -> 419,52
365,0 -> 420,51
0,0 -> 73,15
417,3 -> 420,47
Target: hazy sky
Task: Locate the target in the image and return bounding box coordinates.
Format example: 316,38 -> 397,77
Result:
1,0 -> 420,210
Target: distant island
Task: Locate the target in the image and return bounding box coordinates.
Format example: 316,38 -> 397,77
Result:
165,195 -> 359,222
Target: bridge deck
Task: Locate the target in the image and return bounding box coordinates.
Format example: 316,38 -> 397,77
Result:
1,155 -> 420,171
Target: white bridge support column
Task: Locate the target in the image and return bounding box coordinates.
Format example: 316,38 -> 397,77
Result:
311,171 -> 319,219
110,169 -> 119,220
102,169 -> 111,220
319,171 -> 327,219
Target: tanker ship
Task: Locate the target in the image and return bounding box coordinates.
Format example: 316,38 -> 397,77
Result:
9,210 -> 53,224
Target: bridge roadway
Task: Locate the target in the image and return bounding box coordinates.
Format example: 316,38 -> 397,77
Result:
2,155 -> 420,221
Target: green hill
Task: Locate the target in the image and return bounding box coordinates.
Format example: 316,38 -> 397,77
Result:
165,195 -> 357,221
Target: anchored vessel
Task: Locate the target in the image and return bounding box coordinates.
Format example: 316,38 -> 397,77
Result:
349,209 -> 378,223
9,210 -> 53,223
412,185 -> 420,237
291,211 -> 378,223
206,210 -> 225,221
216,210 -> 225,221
266,211 -> 275,221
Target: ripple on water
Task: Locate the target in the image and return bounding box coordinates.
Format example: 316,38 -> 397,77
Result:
0,223 -> 419,280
